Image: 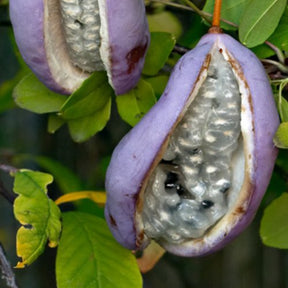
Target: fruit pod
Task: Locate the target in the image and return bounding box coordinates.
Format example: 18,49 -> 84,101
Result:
105,32 -> 279,257
9,0 -> 150,95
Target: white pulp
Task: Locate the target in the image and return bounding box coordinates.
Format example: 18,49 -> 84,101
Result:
142,49 -> 243,243
60,0 -> 104,72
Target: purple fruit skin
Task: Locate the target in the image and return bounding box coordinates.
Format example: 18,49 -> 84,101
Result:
9,0 -> 150,95
105,33 -> 279,256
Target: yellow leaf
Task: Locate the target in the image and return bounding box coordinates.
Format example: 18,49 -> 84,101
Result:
55,191 -> 106,206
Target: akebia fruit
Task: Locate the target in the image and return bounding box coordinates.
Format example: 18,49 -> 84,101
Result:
9,0 -> 150,95
105,31 -> 280,257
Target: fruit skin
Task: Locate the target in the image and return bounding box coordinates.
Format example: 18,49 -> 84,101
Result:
9,0 -> 150,95
105,32 -> 279,256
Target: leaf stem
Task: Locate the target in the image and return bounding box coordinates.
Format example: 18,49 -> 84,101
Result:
0,244 -> 19,288
180,0 -> 212,23
265,41 -> 286,64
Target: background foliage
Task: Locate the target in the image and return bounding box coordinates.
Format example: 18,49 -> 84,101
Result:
1,0 -> 288,287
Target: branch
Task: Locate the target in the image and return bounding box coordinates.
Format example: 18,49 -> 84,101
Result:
0,244 -> 18,288
0,164 -> 18,204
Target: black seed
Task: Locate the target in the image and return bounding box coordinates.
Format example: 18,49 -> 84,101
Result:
160,159 -> 174,165
165,172 -> 178,189
191,148 -> 200,154
201,200 -> 214,209
212,99 -> 220,108
220,182 -> 230,193
176,185 -> 185,196
74,19 -> 84,29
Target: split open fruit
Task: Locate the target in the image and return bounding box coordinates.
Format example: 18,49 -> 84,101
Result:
105,32 -> 279,256
9,0 -> 150,95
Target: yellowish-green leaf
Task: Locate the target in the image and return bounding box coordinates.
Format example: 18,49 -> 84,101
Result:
47,114 -> 65,134
13,169 -> 61,268
55,191 -> 106,206
274,122 -> 288,148
142,32 -> 176,76
260,193 -> 288,248
13,73 -> 67,114
116,79 -> 156,126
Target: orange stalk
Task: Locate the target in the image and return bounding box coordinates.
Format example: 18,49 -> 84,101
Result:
212,0 -> 222,28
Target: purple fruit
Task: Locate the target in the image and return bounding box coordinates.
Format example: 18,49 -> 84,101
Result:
9,0 -> 150,95
105,32 -> 280,257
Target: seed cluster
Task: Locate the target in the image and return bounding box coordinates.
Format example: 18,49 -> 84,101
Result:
142,49 -> 242,243
60,0 -> 104,72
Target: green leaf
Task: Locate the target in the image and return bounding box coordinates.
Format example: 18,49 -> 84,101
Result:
56,212 -> 142,288
142,32 -> 176,76
147,11 -> 182,39
239,0 -> 287,48
260,193 -> 288,248
67,94 -> 111,142
275,80 -> 288,122
47,114 -> 65,134
203,0 -> 250,30
274,122 -> 288,148
0,74 -> 20,113
13,73 -> 67,113
116,79 -> 156,126
60,71 -> 114,120
252,6 -> 288,58
145,75 -> 169,99
13,169 -> 61,267
33,156 -> 85,194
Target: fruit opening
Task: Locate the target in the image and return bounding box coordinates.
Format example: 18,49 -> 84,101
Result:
140,47 -> 245,244
60,0 -> 105,72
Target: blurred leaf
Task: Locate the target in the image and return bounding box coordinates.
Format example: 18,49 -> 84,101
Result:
32,156 -> 84,194
56,212 -> 142,288
203,0 -> 250,30
239,0 -> 287,48
145,75 -> 169,99
178,14 -> 208,48
67,94 -> 111,142
142,32 -> 176,76
60,71 -> 113,120
260,193 -> 288,248
147,11 -> 182,39
55,191 -> 106,206
252,6 -> 288,58
47,114 -> 65,134
13,73 -> 67,114
116,79 -> 156,126
13,169 -> 61,268
276,83 -> 288,122
274,122 -> 288,148
0,76 -> 17,113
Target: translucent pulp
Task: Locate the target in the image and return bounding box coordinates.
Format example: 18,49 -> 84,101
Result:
60,0 -> 104,72
142,49 -> 242,243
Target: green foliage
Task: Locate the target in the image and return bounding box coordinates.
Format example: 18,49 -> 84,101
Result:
260,193 -> 288,248
239,0 -> 287,47
13,72 -> 113,142
147,9 -> 183,39
56,212 -> 142,288
116,79 -> 156,126
274,122 -> 288,148
13,73 -> 67,113
12,169 -> 61,268
252,6 -> 288,58
203,0 -> 250,30
143,32 -> 176,76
